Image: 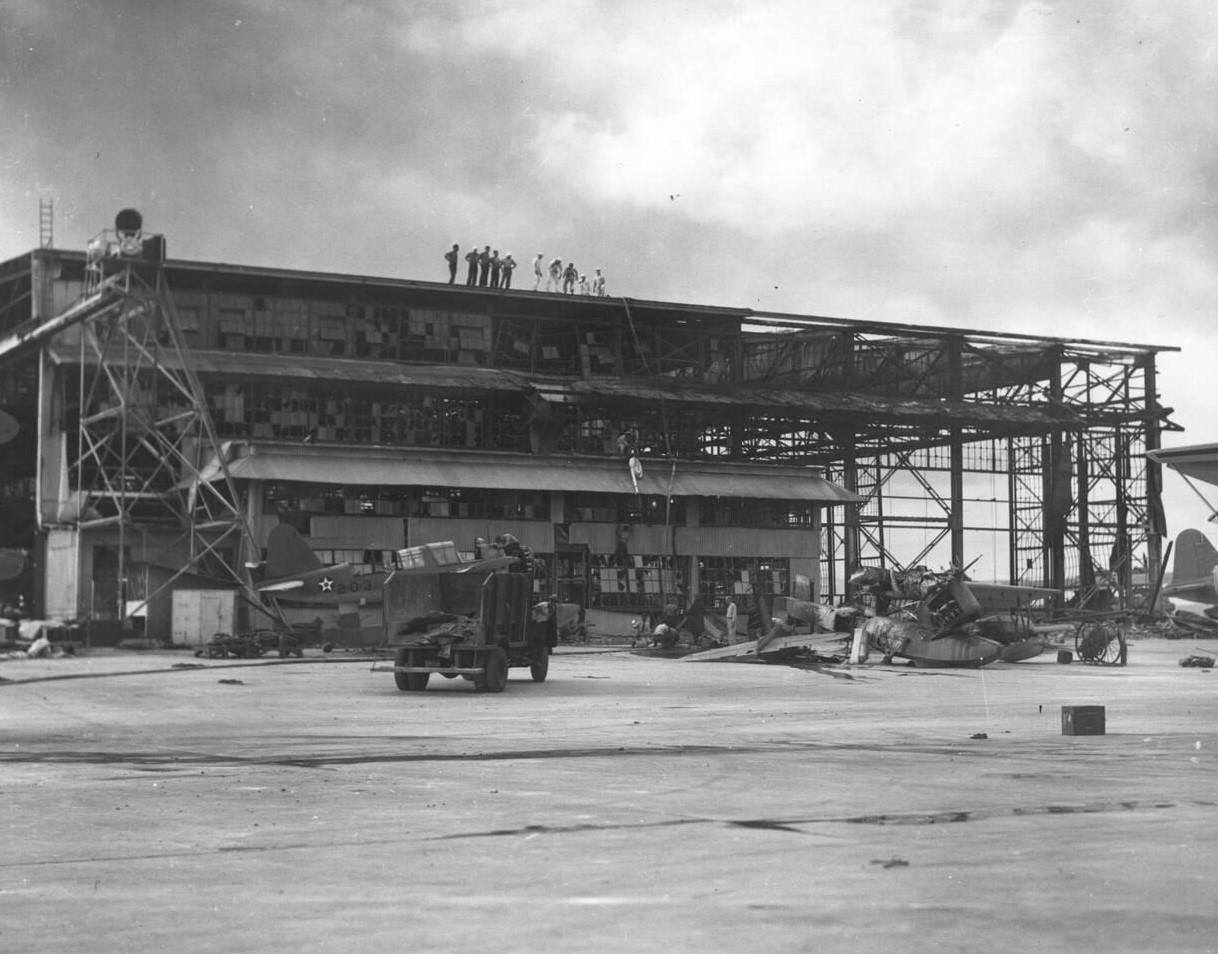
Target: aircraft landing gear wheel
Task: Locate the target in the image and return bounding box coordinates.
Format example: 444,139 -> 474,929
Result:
477,648 -> 508,693
394,648 -> 430,691
1075,622 -> 1127,665
530,645 -> 549,683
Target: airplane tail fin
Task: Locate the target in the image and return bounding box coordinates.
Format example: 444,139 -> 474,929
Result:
265,524 -> 323,579
1171,528 -> 1218,586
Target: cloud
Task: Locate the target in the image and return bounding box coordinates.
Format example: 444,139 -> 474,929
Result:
2,0 -> 1217,536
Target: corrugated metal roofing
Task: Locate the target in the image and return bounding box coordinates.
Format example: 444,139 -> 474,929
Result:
200,442 -> 860,504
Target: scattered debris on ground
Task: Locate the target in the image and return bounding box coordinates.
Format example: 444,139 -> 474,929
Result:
1179,654 -> 1215,668
196,630 -> 302,659
679,631 -> 849,667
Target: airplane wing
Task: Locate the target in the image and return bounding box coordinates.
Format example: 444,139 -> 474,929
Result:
256,562 -> 353,595
258,578 -> 306,593
1147,443 -> 1218,488
966,582 -> 1059,614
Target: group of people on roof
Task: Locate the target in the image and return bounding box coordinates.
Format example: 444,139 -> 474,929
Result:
441,243 -> 606,297
534,255 -> 607,297
446,244 -> 517,289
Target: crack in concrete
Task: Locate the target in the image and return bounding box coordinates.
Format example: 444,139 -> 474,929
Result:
435,798 -> 1203,840
0,743 -> 761,769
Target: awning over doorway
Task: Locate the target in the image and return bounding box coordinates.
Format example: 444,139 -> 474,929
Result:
195,441 -> 860,504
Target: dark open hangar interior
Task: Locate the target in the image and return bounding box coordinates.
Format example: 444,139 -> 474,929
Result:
0,231 -> 1178,639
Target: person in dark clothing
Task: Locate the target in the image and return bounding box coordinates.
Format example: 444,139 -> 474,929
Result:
464,245 -> 479,285
501,253 -> 516,289
477,246 -> 491,286
489,250 -> 502,288
444,243 -> 459,283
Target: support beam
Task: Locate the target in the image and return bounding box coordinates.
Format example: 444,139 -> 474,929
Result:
948,336 -> 964,567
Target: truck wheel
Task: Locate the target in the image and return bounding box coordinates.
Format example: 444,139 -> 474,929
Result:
530,645 -> 549,683
398,649 -> 430,691
394,648 -> 413,691
479,648 -> 508,693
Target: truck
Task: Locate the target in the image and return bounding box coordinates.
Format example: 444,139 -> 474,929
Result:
381,541 -> 556,692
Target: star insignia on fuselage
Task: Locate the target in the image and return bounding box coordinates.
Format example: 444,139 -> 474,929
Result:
318,577 -> 334,592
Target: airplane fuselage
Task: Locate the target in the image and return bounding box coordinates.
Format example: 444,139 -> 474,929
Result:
258,563 -> 388,606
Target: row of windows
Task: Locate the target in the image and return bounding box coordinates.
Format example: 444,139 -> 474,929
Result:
261,483 -> 815,529
175,300 -> 729,379
68,374 -> 819,463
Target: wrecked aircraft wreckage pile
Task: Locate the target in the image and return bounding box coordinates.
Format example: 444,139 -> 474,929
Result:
681,561 -> 1131,670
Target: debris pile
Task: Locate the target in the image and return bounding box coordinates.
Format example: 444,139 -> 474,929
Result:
0,617 -> 79,659
195,630 -> 303,659
683,561 -> 1075,670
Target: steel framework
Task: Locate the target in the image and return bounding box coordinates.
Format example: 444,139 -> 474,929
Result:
67,253 -> 278,627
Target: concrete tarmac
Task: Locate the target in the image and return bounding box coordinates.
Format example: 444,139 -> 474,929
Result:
2,638 -> 1217,953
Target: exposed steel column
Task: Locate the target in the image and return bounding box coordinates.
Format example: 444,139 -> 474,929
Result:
948,336 -> 964,567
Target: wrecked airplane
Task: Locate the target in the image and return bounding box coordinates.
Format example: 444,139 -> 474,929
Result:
844,564 -> 1057,667
686,563 -> 1061,668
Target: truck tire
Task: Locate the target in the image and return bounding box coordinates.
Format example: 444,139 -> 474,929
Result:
394,648 -> 430,691
530,645 -> 549,683
479,648 -> 508,693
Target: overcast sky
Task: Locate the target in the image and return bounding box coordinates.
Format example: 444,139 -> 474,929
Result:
2,0 -> 1216,547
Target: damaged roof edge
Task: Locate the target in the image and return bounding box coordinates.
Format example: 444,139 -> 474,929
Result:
24,247 -> 1179,358
50,343 -> 1081,429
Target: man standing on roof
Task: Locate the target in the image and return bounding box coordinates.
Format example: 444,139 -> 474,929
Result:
547,258 -> 563,292
478,245 -> 491,286
562,261 -> 578,294
489,250 -> 502,288
593,267 -> 606,296
444,243 -> 459,284
502,253 -> 517,289
464,245 -> 479,286
533,253 -> 545,290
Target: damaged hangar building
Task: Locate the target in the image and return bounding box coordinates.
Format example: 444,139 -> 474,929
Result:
0,221 -> 1178,644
